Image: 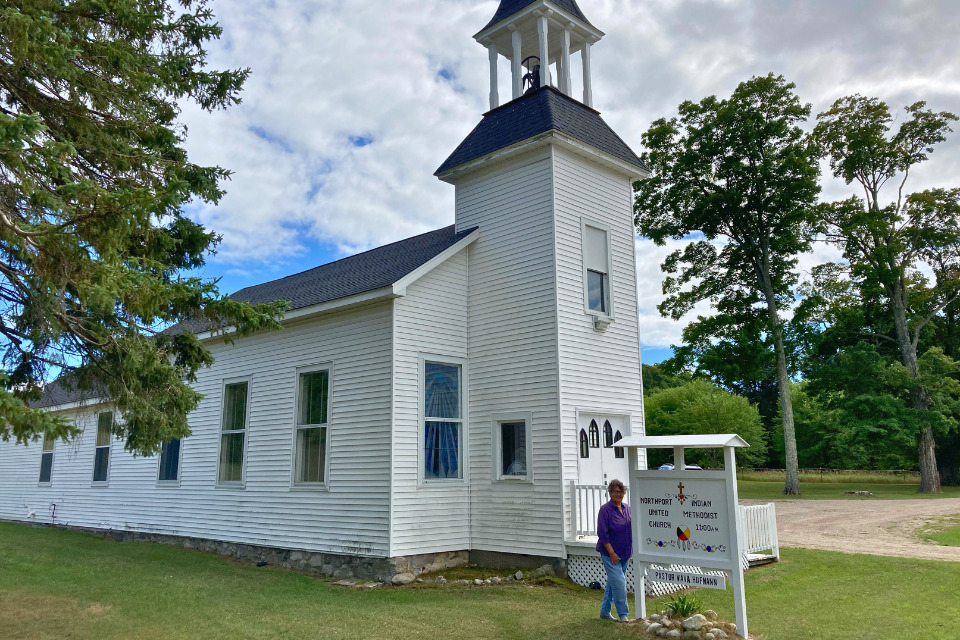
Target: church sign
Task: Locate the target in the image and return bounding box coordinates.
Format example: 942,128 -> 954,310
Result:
637,475 -> 731,562
618,434 -> 751,638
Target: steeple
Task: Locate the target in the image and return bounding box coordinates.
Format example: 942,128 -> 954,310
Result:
474,0 -> 604,110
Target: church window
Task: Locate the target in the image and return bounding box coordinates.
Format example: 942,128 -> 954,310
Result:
294,367 -> 330,485
583,223 -> 612,316
424,361 -> 463,481
589,420 -> 600,448
39,434 -> 54,484
93,412 -> 113,484
218,381 -> 249,485
603,420 -> 614,448
579,429 -> 589,458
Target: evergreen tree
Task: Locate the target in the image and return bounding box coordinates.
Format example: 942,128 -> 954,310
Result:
0,1 -> 285,454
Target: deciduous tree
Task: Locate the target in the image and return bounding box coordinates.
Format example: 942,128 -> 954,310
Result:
813,95 -> 959,492
635,74 -> 820,494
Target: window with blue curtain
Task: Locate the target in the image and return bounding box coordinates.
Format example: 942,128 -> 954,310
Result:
424,362 -> 462,480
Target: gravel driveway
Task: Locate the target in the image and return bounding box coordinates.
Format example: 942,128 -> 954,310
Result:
742,498 -> 960,562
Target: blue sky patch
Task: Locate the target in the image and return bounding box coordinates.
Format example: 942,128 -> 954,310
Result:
249,126 -> 293,153
349,135 -> 374,147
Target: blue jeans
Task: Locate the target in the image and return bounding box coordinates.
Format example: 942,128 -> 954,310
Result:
601,554 -> 629,618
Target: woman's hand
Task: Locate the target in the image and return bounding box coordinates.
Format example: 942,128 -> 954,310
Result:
609,551 -> 621,565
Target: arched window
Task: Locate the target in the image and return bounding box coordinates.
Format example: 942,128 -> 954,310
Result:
614,430 -> 624,459
603,421 -> 614,448
589,420 -> 600,448
579,429 -> 589,458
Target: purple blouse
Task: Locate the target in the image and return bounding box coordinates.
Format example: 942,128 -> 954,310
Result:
596,501 -> 632,561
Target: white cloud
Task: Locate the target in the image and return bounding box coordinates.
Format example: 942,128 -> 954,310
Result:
178,0 -> 960,342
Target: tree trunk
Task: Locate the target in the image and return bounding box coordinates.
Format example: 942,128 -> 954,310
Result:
935,430 -> 960,486
756,257 -> 800,495
889,280 -> 941,493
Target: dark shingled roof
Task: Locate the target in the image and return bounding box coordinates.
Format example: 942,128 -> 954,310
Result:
481,0 -> 592,32
436,86 -> 647,175
36,225 -> 476,409
32,377 -> 105,410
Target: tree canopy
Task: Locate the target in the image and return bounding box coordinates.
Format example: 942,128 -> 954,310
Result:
635,73 -> 820,494
0,0 -> 285,454
811,95 -> 959,491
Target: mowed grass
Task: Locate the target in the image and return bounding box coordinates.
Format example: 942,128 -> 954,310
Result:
918,515 -> 960,548
3,523 -> 960,640
737,480 -> 960,501
738,469 -> 921,484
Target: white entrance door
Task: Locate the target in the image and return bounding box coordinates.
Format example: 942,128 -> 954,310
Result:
576,413 -> 629,487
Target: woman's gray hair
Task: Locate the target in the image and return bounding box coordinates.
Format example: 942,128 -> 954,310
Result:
608,479 -> 625,494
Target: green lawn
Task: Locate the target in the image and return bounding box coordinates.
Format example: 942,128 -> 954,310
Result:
737,480 -> 960,501
2,522 -> 960,639
918,515 -> 960,548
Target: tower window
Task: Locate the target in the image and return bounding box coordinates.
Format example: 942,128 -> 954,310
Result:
583,223 -> 611,316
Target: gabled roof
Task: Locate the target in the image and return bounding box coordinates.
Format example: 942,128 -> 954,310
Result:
435,87 -> 647,176
481,0 -> 592,32
218,224 -> 475,311
36,225 -> 477,410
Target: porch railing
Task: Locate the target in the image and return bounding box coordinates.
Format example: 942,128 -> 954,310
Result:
568,481 -> 779,561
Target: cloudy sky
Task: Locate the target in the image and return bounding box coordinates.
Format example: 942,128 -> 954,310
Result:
180,0 -> 960,364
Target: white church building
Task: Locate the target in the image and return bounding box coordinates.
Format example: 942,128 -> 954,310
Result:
0,0 -> 651,580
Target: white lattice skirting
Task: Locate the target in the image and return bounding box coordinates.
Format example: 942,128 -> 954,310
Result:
567,554 -> 729,598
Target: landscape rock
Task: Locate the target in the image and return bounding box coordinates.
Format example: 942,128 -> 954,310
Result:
683,614 -> 707,631
705,634 -> 716,640
532,564 -> 555,578
491,577 -> 501,584
649,614 -> 661,621
474,579 -> 484,585
435,576 -> 447,584
391,572 -> 415,585
666,630 -> 681,639
646,623 -> 662,635
331,579 -> 356,587
515,571 -> 524,580
683,631 -> 702,640
705,610 -> 718,622
712,629 -> 728,639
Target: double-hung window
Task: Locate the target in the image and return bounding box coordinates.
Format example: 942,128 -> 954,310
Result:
218,381 -> 248,484
39,434 -> 54,484
294,368 -> 329,485
92,412 -> 113,483
158,438 -> 182,483
423,361 -> 462,481
496,416 -> 531,481
583,223 -> 612,316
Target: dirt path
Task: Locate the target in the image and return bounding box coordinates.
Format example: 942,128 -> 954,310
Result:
741,498 -> 960,562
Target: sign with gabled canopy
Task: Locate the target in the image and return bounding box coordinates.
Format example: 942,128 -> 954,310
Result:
618,434 -> 750,638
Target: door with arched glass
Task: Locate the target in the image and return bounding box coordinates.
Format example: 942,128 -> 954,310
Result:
576,412 -> 629,487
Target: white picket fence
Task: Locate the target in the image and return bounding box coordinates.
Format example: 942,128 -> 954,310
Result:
569,481 -> 779,562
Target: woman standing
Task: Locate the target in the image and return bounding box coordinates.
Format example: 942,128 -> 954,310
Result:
596,479 -> 632,622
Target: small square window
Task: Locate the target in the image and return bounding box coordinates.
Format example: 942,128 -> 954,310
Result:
499,420 -> 529,479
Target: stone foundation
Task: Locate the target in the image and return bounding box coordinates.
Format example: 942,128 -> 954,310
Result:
15,522 -> 467,583
468,549 -> 566,577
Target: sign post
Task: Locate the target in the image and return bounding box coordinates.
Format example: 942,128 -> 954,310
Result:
620,434 -> 750,638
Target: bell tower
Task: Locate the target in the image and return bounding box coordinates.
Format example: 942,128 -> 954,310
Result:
474,0 -> 603,109
433,0 -> 647,557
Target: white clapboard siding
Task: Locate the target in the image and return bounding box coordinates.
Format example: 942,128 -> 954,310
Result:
0,303 -> 394,557
453,150 -> 566,557
552,148 -> 647,538
391,249 -> 471,556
